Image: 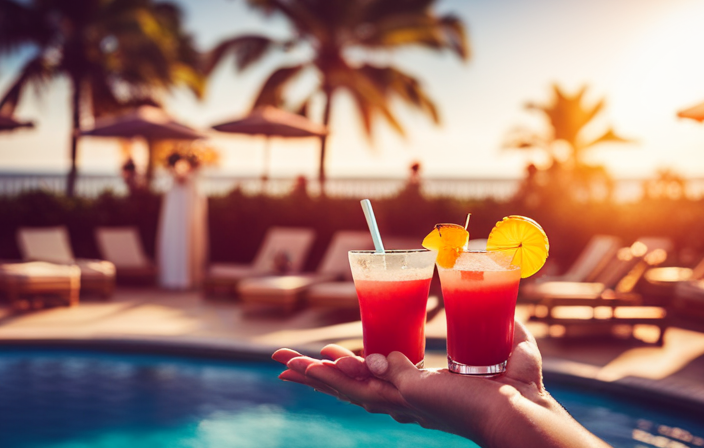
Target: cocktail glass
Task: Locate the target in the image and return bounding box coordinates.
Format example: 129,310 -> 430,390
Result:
437,250 -> 521,375
348,249 -> 436,367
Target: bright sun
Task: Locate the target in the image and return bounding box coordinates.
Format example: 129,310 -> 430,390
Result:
595,0 -> 704,178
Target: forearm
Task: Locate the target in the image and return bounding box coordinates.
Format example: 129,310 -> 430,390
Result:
484,392 -> 611,448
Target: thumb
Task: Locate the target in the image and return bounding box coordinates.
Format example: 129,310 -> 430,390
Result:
365,351 -> 419,389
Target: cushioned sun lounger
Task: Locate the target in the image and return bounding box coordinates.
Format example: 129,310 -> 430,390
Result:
17,226 -> 115,298
238,230 -> 373,310
95,227 -> 157,284
0,261 -> 81,309
527,237 -> 673,345
203,226 -> 316,298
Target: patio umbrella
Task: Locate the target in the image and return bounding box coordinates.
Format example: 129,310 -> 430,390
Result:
81,106 -> 205,184
211,106 -> 327,181
0,114 -> 34,132
677,100 -> 704,122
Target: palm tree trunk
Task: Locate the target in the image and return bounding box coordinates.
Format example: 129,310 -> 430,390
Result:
318,87 -> 333,195
66,77 -> 81,197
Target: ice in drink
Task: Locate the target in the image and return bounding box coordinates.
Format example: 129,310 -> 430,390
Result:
349,250 -> 435,367
437,251 -> 521,375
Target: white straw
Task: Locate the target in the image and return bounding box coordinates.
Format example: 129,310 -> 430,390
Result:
360,199 -> 385,253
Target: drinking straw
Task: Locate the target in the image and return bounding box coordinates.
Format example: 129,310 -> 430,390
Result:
360,199 -> 385,253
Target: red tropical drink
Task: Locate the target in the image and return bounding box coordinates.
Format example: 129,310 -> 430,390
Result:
349,250 -> 436,367
437,251 -> 521,375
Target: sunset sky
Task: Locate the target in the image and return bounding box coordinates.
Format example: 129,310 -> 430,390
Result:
1,0 -> 704,180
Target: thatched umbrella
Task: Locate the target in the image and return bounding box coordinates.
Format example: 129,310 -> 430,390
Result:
81,106 -> 205,185
211,106 -> 327,181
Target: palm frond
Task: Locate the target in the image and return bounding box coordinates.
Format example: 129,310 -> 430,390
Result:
0,0 -> 52,55
0,55 -> 55,115
251,64 -> 305,109
331,64 -> 405,137
580,127 -> 633,150
246,0 -> 328,42
358,64 -> 439,124
204,35 -> 278,75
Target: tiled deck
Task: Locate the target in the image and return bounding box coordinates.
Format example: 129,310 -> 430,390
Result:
1,287 -> 703,411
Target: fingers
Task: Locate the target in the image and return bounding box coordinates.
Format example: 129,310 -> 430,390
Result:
279,369 -> 344,398
335,356 -> 372,380
365,352 -> 420,391
272,348 -> 304,365
320,344 -> 357,360
512,320 -> 538,348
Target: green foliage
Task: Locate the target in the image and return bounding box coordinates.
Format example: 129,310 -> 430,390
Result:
1,187 -> 703,274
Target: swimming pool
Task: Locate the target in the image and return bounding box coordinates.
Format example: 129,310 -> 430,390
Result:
0,348 -> 702,448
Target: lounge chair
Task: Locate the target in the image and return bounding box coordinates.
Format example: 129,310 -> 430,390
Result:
674,279 -> 704,319
95,227 -> 157,284
203,226 -> 316,298
521,237 -> 670,303
0,261 -> 81,309
639,256 -> 704,305
238,230 -> 372,311
527,237 -> 673,345
305,235 -> 426,313
16,226 -> 115,298
520,235 -> 621,302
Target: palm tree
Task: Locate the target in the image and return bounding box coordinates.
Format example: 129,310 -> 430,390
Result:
506,84 -> 633,202
506,84 -> 631,166
0,0 -> 203,196
206,0 -> 469,188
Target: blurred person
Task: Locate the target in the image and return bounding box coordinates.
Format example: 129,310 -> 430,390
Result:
121,157 -> 142,195
273,320 -> 610,448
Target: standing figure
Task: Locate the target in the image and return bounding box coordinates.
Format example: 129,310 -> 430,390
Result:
157,156 -> 208,289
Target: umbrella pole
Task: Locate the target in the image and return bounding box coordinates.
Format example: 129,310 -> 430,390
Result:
262,137 -> 271,185
146,139 -> 155,189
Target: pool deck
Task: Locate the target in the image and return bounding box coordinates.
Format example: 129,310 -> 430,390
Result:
1,287 -> 704,412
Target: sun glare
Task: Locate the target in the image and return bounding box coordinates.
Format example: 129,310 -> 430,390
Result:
600,0 -> 704,177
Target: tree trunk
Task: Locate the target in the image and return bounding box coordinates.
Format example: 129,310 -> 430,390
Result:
318,87 -> 333,196
66,77 -> 81,197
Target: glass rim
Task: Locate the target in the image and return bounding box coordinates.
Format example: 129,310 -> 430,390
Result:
348,249 -> 431,255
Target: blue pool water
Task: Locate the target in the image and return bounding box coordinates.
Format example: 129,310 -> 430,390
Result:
0,349 -> 702,448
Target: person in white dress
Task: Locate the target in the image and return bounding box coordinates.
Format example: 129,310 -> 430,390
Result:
157,157 -> 208,289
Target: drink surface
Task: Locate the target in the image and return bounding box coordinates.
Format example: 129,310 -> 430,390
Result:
354,278 -> 432,365
438,251 -> 521,367
349,250 -> 436,366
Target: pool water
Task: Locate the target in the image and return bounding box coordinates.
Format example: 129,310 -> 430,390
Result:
0,349 -> 702,448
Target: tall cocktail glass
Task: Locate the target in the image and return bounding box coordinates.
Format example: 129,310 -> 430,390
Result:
437,250 -> 521,375
348,249 -> 436,367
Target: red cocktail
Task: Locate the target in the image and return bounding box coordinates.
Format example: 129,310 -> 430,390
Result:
349,250 -> 436,367
437,251 -> 521,375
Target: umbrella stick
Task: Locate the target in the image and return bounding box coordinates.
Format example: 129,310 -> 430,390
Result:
262,136 -> 271,184
146,139 -> 155,188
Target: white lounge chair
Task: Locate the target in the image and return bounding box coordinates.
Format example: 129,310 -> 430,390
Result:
305,235 -> 424,312
95,227 -> 157,284
203,226 -> 316,298
17,226 -> 115,298
238,230 -> 373,310
526,237 -> 673,345
0,261 -> 81,309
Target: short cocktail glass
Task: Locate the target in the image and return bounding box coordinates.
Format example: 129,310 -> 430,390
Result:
349,249 -> 436,367
437,250 -> 521,376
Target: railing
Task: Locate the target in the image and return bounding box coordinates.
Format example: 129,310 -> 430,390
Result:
1,172 -> 704,202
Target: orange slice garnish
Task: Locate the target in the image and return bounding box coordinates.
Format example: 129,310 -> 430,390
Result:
422,223 -> 469,269
486,216 -> 549,278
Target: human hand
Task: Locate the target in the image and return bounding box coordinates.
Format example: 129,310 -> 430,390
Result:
273,321 -> 609,448
273,321 -> 545,443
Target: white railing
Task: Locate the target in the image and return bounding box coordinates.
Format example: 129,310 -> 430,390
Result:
1,172 -> 704,202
